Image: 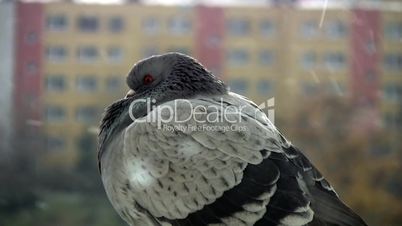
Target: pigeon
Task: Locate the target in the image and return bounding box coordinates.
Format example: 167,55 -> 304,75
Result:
98,52 -> 367,226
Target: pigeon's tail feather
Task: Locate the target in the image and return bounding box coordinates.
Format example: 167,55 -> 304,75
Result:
307,218 -> 337,226
309,186 -> 367,226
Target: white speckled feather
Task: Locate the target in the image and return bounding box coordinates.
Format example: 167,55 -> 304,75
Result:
105,93 -> 285,222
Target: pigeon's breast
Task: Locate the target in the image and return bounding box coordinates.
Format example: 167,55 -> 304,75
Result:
100,132 -> 156,225
101,126 -> 247,222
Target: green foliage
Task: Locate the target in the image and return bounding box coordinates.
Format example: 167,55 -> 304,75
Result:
1,192 -> 123,226
280,94 -> 402,226
0,138 -> 39,218
0,132 -> 122,226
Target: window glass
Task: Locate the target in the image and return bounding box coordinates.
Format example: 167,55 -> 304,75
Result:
324,52 -> 346,70
46,76 -> 66,92
301,21 -> 318,38
226,19 -> 250,36
143,17 -> 160,35
109,17 -> 124,33
77,46 -> 98,63
227,49 -> 249,66
169,16 -> 192,35
78,16 -> 98,32
301,51 -> 316,69
46,46 -> 67,62
46,106 -> 66,122
106,77 -> 122,92
76,106 -> 98,123
47,15 -> 67,31
107,47 -> 123,63
384,54 -> 402,71
257,80 -> 273,95
76,76 -> 97,92
260,20 -> 275,37
259,50 -> 275,66
228,79 -> 248,95
326,21 -> 347,38
46,136 -> 66,151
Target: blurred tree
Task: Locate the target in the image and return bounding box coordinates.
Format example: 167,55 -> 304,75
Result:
75,132 -> 104,193
280,94 -> 402,226
36,131 -> 103,193
0,135 -> 39,223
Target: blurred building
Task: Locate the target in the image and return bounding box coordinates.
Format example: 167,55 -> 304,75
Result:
8,1 -> 402,168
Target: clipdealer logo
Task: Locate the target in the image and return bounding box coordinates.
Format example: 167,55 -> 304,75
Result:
128,97 -> 275,132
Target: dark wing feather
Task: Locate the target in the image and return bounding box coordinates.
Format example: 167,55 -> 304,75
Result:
163,144 -> 367,226
163,152 -> 280,226
284,146 -> 368,226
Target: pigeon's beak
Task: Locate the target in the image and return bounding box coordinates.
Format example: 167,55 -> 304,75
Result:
125,89 -> 136,98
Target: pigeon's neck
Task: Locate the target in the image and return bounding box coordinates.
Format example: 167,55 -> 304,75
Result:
98,98 -> 133,166
98,79 -> 227,168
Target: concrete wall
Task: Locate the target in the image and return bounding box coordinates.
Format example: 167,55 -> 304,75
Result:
0,2 -> 15,152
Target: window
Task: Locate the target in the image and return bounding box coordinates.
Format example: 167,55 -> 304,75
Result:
76,106 -> 98,123
45,106 -> 66,122
106,77 -> 122,92
143,17 -> 160,35
383,84 -> 402,102
46,136 -> 66,151
301,21 -> 318,38
78,16 -> 98,32
25,32 -> 38,44
227,49 -> 249,66
107,47 -> 123,63
383,113 -> 402,130
47,15 -> 67,31
77,46 -> 98,63
384,54 -> 402,71
324,52 -> 346,70
326,21 -> 347,39
46,46 -> 67,62
257,80 -> 273,95
169,17 -> 192,35
383,113 -> 394,129
46,76 -> 66,92
76,76 -> 97,92
226,19 -> 250,36
109,17 -> 124,33
384,22 -> 402,40
228,79 -> 248,95
26,62 -> 38,75
301,51 -> 316,69
260,20 -> 275,37
259,50 -> 275,66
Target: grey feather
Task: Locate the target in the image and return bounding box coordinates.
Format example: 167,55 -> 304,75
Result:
98,52 -> 367,226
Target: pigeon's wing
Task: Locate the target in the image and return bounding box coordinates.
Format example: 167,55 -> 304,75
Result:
269,145 -> 367,226
121,92 -> 366,226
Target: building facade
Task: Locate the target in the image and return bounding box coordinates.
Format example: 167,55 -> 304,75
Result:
10,1 -> 402,167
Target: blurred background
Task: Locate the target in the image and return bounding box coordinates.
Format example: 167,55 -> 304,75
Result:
0,0 -> 401,225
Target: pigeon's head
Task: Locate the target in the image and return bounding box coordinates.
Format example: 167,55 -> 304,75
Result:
125,52 -> 227,102
98,53 -> 227,162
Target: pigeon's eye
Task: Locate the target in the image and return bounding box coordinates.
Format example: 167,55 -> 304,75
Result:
143,74 -> 154,85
